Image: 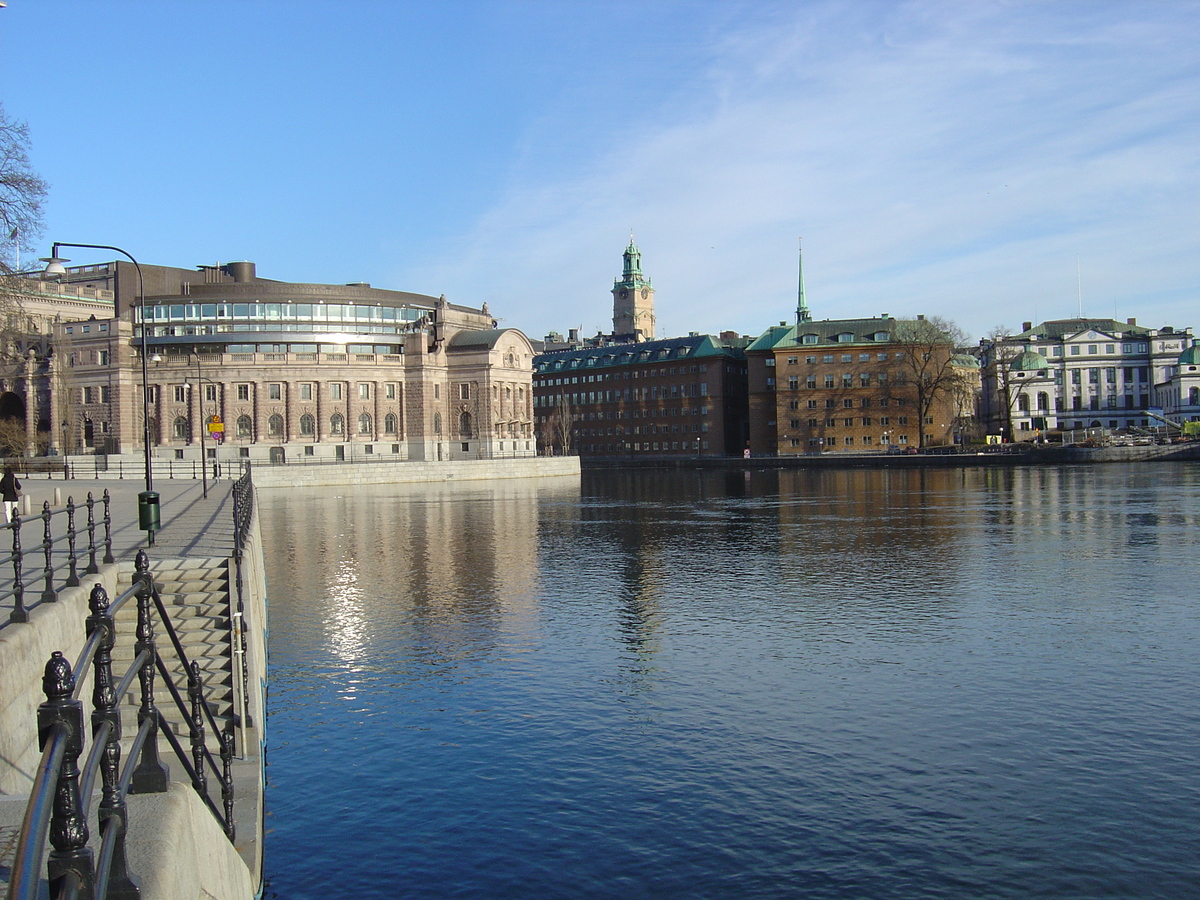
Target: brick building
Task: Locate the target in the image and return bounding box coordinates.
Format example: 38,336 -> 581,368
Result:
533,333 -> 749,459
747,315 -> 962,454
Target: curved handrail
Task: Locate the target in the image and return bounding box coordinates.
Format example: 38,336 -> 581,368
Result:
6,721 -> 68,900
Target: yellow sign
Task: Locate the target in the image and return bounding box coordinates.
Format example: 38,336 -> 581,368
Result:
207,422 -> 225,433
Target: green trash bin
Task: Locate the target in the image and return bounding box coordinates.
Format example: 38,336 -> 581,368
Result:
138,491 -> 160,533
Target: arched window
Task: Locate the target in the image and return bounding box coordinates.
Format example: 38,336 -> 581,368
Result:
330,413 -> 345,435
459,412 -> 472,437
1017,394 -> 1030,412
173,416 -> 189,440
237,415 -> 253,439
433,412 -> 442,435
1036,392 -> 1049,411
358,413 -> 372,435
268,414 -> 284,436
299,413 -> 315,436
384,412 -> 398,434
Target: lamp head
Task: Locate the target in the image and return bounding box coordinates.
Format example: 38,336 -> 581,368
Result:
40,254 -> 70,280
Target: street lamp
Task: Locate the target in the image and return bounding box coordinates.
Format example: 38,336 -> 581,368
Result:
188,353 -> 211,499
42,242 -> 159,544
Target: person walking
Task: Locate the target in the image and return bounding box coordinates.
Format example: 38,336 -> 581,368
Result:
1,465 -> 21,523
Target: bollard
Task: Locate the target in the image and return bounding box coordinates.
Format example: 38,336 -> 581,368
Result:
54,487 -> 62,507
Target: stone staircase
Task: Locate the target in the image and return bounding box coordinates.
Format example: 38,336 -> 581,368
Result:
112,557 -> 237,750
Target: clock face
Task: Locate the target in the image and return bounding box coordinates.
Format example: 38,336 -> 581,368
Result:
641,288 -> 649,299
619,288 -> 629,300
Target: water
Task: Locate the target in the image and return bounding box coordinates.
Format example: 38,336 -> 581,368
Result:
261,465 -> 1200,899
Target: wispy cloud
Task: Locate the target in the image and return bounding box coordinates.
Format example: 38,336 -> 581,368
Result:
408,1 -> 1200,341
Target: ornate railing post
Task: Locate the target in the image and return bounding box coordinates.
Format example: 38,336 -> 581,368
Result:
87,585 -> 139,900
130,550 -> 169,793
220,727 -> 236,841
41,501 -> 57,605
38,651 -> 95,899
85,492 -> 99,575
188,661 -> 208,797
10,512 -> 28,623
65,498 -> 80,588
102,489 -> 115,564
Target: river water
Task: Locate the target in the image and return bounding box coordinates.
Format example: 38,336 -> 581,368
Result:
260,464 -> 1200,899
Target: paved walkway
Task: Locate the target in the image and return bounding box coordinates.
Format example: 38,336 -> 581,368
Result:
14,474 -> 238,562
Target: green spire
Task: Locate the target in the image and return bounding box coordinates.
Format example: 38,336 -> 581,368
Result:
797,237 -> 811,323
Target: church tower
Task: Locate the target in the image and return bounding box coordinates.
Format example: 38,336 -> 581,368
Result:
612,238 -> 656,340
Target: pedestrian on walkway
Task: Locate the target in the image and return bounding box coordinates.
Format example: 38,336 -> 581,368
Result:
1,465 -> 21,523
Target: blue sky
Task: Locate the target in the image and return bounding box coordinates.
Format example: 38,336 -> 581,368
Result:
2,0 -> 1198,342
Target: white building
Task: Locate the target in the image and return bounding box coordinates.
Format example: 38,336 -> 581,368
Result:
981,317 -> 1195,438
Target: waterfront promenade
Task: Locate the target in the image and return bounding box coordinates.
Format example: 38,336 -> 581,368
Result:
11,474 -> 237,562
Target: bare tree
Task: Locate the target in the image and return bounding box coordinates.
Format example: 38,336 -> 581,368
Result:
979,327 -> 1022,440
538,391 -> 577,455
0,103 -> 49,275
891,316 -> 970,448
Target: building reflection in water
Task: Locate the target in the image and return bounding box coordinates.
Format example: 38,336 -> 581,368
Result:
259,476 -> 580,677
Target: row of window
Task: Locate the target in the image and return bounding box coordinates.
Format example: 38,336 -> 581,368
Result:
783,372 -> 899,389
141,302 -> 426,323
772,352 -> 899,366
170,411 -> 402,440
786,398 -> 906,410
579,441 -> 711,453
789,416 -> 908,428
1031,342 -> 1149,356
536,364 -> 711,382
573,423 -> 709,436
159,381 -> 404,403
789,435 -> 910,447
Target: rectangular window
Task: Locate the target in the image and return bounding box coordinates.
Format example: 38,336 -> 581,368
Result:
806,376 -> 816,389
788,376 -> 799,389
807,400 -> 818,409
789,419 -> 800,429
1089,369 -> 1100,384
330,383 -> 343,400
843,399 -> 854,408
299,383 -> 312,400
173,385 -> 187,403
765,359 -> 775,367
1072,370 -> 1082,385
100,385 -> 110,403
844,437 -> 853,446
862,418 -> 871,426
361,383 -> 374,400
787,357 -> 798,365
1071,345 -> 1081,355
842,374 -> 853,388
807,418 -> 818,427
787,400 -> 799,410
879,416 -> 889,425
860,373 -> 871,386
805,356 -> 816,364
898,416 -> 908,425
204,384 -> 217,402
386,383 -> 397,399
98,350 -> 110,366
1105,368 -> 1116,384
825,399 -> 836,409
269,383 -> 282,400
237,384 -> 251,401
83,387 -> 94,404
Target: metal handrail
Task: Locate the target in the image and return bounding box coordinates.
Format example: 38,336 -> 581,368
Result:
3,492 -> 114,624
6,550 -> 239,900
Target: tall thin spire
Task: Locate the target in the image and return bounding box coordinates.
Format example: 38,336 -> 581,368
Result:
797,237 -> 811,323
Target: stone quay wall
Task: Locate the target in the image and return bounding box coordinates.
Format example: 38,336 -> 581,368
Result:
250,455 -> 580,488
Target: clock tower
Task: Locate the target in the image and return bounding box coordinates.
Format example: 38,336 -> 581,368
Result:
612,238 -> 656,340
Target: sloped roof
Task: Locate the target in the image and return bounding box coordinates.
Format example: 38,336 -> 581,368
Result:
532,333 -> 746,373
1016,318 -> 1150,340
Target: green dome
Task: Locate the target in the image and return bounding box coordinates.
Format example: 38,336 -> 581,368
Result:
1178,345 -> 1200,366
1010,350 -> 1050,371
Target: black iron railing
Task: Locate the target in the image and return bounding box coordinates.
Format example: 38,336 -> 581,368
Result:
4,493 -> 115,624
231,464 -> 254,730
6,551 -> 236,900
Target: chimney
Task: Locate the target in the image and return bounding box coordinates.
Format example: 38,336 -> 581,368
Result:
225,261 -> 256,283
568,328 -> 579,342
1127,317 -> 1137,326
917,314 -> 925,321
1023,322 -> 1032,332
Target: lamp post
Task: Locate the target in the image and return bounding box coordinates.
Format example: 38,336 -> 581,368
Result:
188,354 -> 210,498
42,243 -> 159,544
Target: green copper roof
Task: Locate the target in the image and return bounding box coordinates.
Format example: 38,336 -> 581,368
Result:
1179,345 -> 1200,366
532,333 -> 747,373
1016,317 -> 1150,340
